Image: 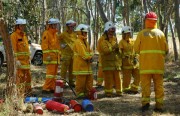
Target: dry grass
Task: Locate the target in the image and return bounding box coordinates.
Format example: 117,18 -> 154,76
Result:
0,61 -> 180,116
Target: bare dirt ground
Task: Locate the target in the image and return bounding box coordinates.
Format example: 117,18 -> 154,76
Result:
0,58 -> 180,116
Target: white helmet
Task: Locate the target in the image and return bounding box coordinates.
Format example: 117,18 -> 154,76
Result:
104,21 -> 116,32
15,18 -> 26,25
48,18 -> 60,24
121,26 -> 132,33
66,20 -> 76,26
75,24 -> 89,32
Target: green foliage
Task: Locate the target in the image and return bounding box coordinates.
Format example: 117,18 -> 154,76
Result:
130,0 -> 141,11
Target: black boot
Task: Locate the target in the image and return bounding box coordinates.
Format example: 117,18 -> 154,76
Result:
141,103 -> 150,112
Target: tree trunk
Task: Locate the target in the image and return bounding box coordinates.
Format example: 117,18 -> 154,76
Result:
85,0 -> 91,45
42,0 -> 47,34
96,0 -> 108,23
0,16 -> 18,116
141,0 -> 145,29
111,0 -> 117,22
169,18 -> 178,61
124,0 -> 129,25
174,0 -> 180,57
143,0 -> 148,13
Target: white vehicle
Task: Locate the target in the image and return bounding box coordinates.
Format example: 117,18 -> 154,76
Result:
29,41 -> 43,66
0,37 -> 43,67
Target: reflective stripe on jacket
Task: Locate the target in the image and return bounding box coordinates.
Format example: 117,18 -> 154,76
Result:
119,39 -> 138,69
41,29 -> 60,64
98,35 -> 121,71
134,28 -> 168,74
59,31 -> 77,58
73,36 -> 93,75
10,29 -> 30,67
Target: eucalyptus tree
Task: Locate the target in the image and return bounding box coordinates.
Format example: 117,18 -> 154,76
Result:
174,0 -> 180,60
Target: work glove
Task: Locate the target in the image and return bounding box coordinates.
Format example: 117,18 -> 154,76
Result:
124,55 -> 129,59
60,43 -> 67,49
89,58 -> 93,63
112,44 -> 119,51
133,57 -> 139,65
86,58 -> 93,63
46,56 -> 52,62
16,60 -> 21,67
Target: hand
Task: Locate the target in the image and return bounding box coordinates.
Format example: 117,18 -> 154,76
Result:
86,58 -> 93,63
60,43 -> 67,49
125,55 -> 129,58
60,57 -> 63,61
89,58 -> 93,63
114,47 -> 119,52
133,58 -> 139,65
46,56 -> 51,62
112,44 -> 119,51
16,60 -> 21,67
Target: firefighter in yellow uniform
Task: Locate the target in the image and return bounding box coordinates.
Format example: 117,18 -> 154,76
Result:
98,21 -> 122,97
41,18 -> 60,93
73,24 -> 93,98
134,12 -> 168,112
119,26 -> 140,94
59,20 -> 77,87
10,18 -> 31,97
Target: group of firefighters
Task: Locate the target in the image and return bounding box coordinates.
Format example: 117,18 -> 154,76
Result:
10,11 -> 168,112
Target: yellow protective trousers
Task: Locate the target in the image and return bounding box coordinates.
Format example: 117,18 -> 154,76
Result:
60,58 -> 74,85
141,74 -> 164,109
96,65 -> 104,86
75,75 -> 93,97
122,68 -> 140,91
43,64 -> 58,91
16,69 -> 31,96
103,70 -> 122,95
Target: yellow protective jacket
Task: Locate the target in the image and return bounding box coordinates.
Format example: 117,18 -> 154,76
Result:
98,34 -> 121,71
41,28 -> 60,64
73,35 -> 93,75
59,31 -> 77,59
119,39 -> 139,69
134,28 -> 168,74
10,29 -> 30,69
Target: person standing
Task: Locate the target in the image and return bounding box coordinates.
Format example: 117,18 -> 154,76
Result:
10,18 -> 32,97
41,18 -> 60,93
59,20 -> 77,87
134,12 -> 169,112
119,26 -> 140,94
98,21 -> 122,97
73,24 -> 93,99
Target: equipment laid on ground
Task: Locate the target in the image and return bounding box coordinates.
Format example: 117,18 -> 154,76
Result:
69,100 -> 82,112
25,97 -> 52,103
46,100 -> 69,113
33,103 -> 43,115
82,99 -> 94,112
